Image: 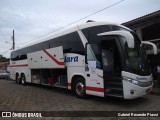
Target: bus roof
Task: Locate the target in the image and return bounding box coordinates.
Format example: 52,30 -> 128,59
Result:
13,21 -> 131,52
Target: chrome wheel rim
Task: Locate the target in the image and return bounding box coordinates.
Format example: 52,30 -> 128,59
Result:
76,82 -> 85,96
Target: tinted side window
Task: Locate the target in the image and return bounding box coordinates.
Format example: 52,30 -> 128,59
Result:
23,41 -> 49,54
82,25 -> 111,44
11,51 -> 27,61
11,32 -> 85,61
49,32 -> 85,54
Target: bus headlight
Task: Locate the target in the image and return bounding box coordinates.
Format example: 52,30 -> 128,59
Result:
132,80 -> 139,85
123,76 -> 139,85
123,76 -> 152,87
123,76 -> 132,82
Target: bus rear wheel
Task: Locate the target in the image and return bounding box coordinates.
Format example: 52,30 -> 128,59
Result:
16,74 -> 21,84
74,78 -> 86,98
21,74 -> 26,85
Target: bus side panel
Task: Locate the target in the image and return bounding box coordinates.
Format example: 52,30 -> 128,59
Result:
27,46 -> 64,69
26,68 -> 31,83
65,53 -> 85,89
65,53 -> 104,97
85,68 -> 104,97
10,66 -> 16,80
10,59 -> 28,80
67,67 -> 86,89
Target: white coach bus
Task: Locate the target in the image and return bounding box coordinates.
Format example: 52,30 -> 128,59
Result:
10,21 -> 157,99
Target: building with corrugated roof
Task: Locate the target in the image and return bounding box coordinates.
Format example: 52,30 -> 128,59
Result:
0,62 -> 9,71
123,10 -> 160,48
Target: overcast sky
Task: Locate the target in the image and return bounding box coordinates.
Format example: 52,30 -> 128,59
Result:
0,0 -> 160,58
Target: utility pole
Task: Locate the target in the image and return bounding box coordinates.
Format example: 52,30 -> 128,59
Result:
13,30 -> 15,50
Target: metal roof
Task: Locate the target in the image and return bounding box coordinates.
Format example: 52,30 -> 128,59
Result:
0,62 -> 9,66
122,10 -> 160,26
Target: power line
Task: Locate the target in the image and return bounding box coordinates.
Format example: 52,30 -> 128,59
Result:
1,0 -> 126,57
19,0 -> 126,46
0,30 -> 10,42
0,44 -> 11,49
0,49 -> 11,55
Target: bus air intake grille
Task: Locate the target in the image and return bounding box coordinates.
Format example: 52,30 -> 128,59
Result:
138,81 -> 152,87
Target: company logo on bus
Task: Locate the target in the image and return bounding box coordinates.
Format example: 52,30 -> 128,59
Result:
12,62 -> 16,64
136,77 -> 147,81
65,56 -> 78,62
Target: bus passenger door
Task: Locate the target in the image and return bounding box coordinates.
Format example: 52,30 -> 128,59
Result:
101,38 -> 123,98
86,44 -> 104,97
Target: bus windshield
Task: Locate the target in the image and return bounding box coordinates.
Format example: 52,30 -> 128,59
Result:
119,35 -> 150,75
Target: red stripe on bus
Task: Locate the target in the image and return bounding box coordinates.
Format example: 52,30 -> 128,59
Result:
68,83 -> 71,86
86,86 -> 104,92
10,64 -> 28,67
43,50 -> 64,66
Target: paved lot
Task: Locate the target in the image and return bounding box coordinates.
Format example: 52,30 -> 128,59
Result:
0,79 -> 160,120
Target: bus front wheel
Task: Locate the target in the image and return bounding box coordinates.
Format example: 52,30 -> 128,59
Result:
74,78 -> 86,98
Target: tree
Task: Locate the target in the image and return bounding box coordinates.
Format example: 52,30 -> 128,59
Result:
0,55 -> 9,62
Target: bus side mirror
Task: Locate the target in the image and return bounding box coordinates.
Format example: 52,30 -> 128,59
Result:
98,31 -> 134,48
141,41 -> 158,55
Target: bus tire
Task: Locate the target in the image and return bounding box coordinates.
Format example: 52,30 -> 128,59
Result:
16,74 -> 21,84
21,74 -> 26,85
73,78 -> 86,98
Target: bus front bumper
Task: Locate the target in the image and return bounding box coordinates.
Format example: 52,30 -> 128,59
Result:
123,80 -> 153,99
